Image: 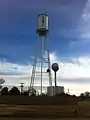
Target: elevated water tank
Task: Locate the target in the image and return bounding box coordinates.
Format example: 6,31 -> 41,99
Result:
37,13 -> 49,36
47,86 -> 64,96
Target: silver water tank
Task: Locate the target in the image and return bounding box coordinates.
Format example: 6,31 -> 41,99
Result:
38,13 -> 49,31
37,13 -> 49,36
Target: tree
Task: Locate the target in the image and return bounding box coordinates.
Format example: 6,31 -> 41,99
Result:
42,93 -> 47,96
80,93 -> 84,97
85,91 -> 90,97
1,87 -> 8,95
78,92 -> 90,101
55,92 -> 65,96
72,95 -> 77,98
21,91 -> 29,96
29,88 -> 37,96
9,87 -> 20,95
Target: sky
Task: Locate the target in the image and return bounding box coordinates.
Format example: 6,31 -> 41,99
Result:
0,0 -> 90,95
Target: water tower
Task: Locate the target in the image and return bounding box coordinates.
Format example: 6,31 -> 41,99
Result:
29,13 -> 52,96
47,63 -> 64,96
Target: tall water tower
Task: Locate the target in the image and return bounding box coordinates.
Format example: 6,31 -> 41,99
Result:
29,13 -> 52,96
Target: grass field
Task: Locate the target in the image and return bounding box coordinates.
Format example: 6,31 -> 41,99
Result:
0,101 -> 90,118
0,118 -> 89,120
78,101 -> 90,116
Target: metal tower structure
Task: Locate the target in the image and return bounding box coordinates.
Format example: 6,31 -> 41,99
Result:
0,78 -> 5,95
20,83 -> 25,94
29,13 -> 52,96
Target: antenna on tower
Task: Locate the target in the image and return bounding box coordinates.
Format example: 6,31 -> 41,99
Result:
67,89 -> 70,94
29,13 -> 52,96
20,83 -> 25,94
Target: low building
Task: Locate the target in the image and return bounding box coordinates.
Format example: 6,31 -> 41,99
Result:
47,86 -> 64,96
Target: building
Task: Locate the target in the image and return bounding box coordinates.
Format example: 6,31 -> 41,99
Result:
47,86 -> 64,96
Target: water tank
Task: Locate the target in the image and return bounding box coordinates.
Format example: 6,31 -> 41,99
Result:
37,13 -> 49,36
47,86 -> 64,96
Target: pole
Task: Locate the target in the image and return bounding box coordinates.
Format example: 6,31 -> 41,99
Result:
20,83 -> 24,94
55,72 -> 57,95
55,72 -> 57,87
46,36 -> 53,96
41,36 -> 43,95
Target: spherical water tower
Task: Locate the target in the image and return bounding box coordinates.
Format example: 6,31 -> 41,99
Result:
47,63 -> 64,96
29,13 -> 52,96
52,63 -> 59,87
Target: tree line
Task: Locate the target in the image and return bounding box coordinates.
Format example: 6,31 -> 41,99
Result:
1,86 -> 90,100
0,86 -> 76,97
0,86 -> 47,96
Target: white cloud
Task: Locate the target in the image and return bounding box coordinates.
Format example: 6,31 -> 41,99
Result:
0,61 -> 32,86
0,61 -> 32,75
0,52 -> 90,95
50,53 -> 90,79
63,83 -> 90,96
79,0 -> 90,39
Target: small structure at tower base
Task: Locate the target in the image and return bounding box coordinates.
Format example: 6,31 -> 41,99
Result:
47,86 -> 64,96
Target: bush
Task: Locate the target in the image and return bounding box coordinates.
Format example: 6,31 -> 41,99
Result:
1,87 -> 8,95
9,87 -> 20,95
21,91 -> 29,96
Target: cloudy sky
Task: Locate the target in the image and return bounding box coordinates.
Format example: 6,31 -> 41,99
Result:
0,0 -> 90,95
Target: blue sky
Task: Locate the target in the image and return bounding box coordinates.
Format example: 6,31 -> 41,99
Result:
0,0 -> 88,63
0,0 -> 90,95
